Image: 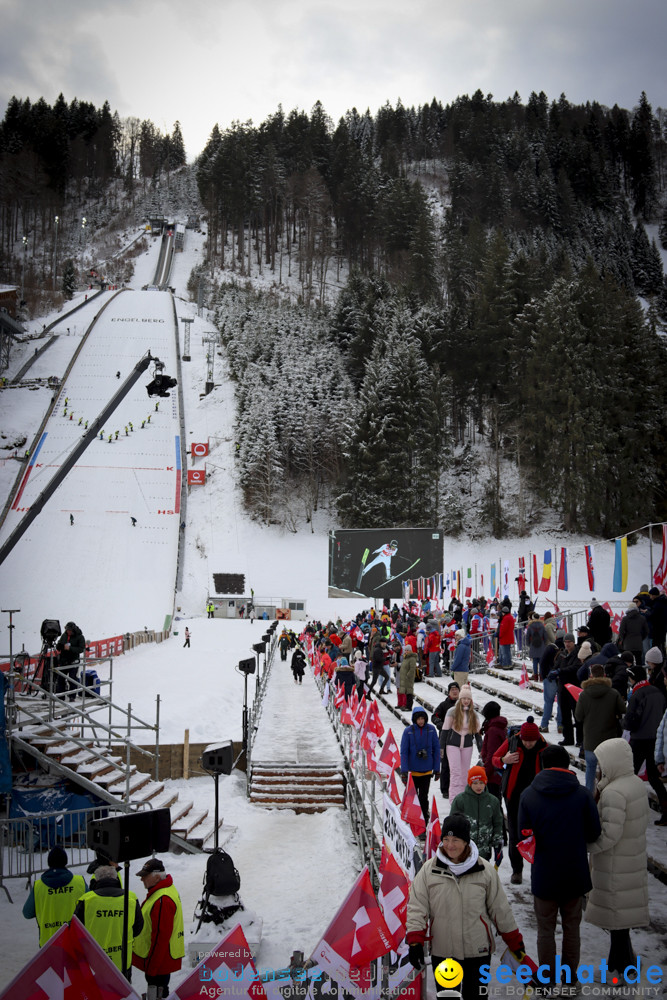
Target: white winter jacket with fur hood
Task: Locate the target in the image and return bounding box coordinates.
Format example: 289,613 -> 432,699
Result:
586,737 -> 650,930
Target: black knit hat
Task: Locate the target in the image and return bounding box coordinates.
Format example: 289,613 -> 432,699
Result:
482,700 -> 501,720
48,846 -> 68,869
441,814 -> 471,843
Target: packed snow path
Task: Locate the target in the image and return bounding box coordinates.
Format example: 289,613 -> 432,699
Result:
0,290 -> 182,647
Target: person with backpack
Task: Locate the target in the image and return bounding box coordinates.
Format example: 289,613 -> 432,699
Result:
133,858 -> 184,999
492,718 -> 547,884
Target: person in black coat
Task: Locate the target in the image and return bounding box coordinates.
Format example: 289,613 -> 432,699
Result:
647,588 -> 667,654
604,656 -> 629,700
518,745 -> 601,988
56,621 -> 86,700
549,636 -> 580,746
432,682 -> 460,797
588,600 -> 612,647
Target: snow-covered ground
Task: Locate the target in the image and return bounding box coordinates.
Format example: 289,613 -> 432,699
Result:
0,229 -> 665,997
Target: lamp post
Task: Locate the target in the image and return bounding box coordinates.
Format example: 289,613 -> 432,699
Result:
53,216 -> 59,290
20,237 -> 28,310
80,216 -> 87,250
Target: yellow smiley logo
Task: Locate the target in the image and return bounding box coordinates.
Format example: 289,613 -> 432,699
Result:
434,958 -> 464,989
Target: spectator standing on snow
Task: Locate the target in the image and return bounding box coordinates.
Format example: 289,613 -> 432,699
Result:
433,682 -> 460,798
74,865 -> 143,975
493,718 -> 547,885
586,738 -> 651,973
451,628 -> 472,687
398,634 -> 418,710
132,857 -> 184,998
480,700 -> 508,800
518,744 -> 601,991
405,814 -> 525,1000
525,613 -> 548,680
623,664 -> 667,825
588,598 -> 612,647
291,647 -> 306,685
183,628 -> 190,648
423,620 -> 443,678
497,607 -> 515,669
575,663 -> 626,793
618,603 -> 649,665
400,707 -> 440,825
441,684 -> 482,800
450,766 -> 504,864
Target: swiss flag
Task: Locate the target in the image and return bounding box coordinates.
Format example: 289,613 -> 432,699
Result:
353,694 -> 368,730
360,718 -> 380,753
377,729 -> 401,778
313,652 -> 322,677
334,681 -> 347,709
365,748 -> 379,774
340,701 -> 355,726
365,699 -> 385,738
400,773 -> 426,836
378,846 -> 411,949
0,916 -> 141,1000
167,923 -> 267,1000
486,644 -> 496,666
311,866 -> 393,991
349,685 -> 359,716
425,795 -> 441,860
519,663 -> 530,688
387,769 -> 403,805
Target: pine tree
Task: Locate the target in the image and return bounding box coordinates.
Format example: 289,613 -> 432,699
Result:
62,259 -> 76,299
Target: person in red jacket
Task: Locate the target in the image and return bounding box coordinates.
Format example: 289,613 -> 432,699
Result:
132,858 -> 184,999
497,609 -> 516,669
492,719 -> 547,884
423,622 -> 443,677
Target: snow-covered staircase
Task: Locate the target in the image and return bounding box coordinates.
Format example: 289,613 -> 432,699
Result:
249,763 -> 345,812
15,723 -> 222,851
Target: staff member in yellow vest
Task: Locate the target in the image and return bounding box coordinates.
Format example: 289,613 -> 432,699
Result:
132,857 -> 185,999
23,846 -> 87,945
73,864 -> 143,976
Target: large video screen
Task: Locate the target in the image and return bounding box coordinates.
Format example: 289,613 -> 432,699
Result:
328,528 -> 444,599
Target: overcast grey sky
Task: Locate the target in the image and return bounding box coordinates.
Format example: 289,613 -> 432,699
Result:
1,0 -> 665,160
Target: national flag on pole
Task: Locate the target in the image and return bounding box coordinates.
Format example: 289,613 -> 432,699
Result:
377,729 -> 401,777
457,570 -> 461,596
167,923 -> 267,1000
0,916 -> 142,1000
377,847 -> 411,950
425,796 -> 441,860
653,525 -> 667,589
557,547 -> 569,591
486,644 -> 496,667
400,773 -> 426,836
334,681 -> 347,709
365,699 -> 385,738
613,536 -> 629,593
517,556 -> 526,593
387,769 -> 402,805
519,663 -> 530,688
533,553 -> 539,592
340,702 -> 355,726
503,560 -> 510,598
349,685 -> 359,716
539,549 -> 552,592
360,718 -> 381,753
585,545 -> 595,591
465,567 -> 472,598
310,866 -> 393,994
353,694 -> 367,730
490,563 -> 497,596
365,748 -> 379,774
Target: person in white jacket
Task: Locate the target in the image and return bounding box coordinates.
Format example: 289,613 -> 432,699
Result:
586,737 -> 650,975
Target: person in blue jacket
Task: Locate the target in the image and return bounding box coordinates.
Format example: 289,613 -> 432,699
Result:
400,706 -> 440,826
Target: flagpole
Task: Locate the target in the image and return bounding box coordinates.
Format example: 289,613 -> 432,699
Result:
475,562 -> 477,598
554,543 -> 558,610
649,523 -> 654,581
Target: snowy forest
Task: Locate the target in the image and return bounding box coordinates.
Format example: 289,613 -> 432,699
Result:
197,92 -> 667,539
1,89 -> 667,540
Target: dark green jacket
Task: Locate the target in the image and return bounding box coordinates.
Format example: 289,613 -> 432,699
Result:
450,785 -> 503,860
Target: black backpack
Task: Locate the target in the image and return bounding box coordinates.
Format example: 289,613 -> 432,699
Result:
205,848 -> 241,897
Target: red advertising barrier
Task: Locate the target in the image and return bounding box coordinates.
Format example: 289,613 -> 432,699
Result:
188,468 -> 206,485
191,441 -> 209,458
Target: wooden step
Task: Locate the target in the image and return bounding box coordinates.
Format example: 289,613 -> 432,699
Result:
170,799 -> 194,825
78,757 -> 127,781
106,771 -> 152,797
171,808 -> 209,838
130,780 -> 166,805
184,815 -> 224,850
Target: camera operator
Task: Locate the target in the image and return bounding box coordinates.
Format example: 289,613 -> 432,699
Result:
56,621 -> 86,700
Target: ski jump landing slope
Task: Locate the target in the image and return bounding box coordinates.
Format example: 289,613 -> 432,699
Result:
0,290 -> 183,651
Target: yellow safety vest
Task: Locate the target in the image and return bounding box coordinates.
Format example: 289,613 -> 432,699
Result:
34,874 -> 86,946
80,889 -> 138,970
133,884 -> 185,960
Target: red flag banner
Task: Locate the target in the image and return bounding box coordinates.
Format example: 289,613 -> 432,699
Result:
585,545 -> 595,591
425,795 -> 441,860
387,769 -> 402,805
334,682 -> 346,709
400,773 -> 426,836
310,866 -> 393,996
187,468 -> 206,485
654,525 -> 667,589
377,729 -> 401,778
167,923 -> 267,1000
378,847 -> 411,950
191,441 -> 209,458
0,916 -> 142,1000
364,699 -> 385,738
